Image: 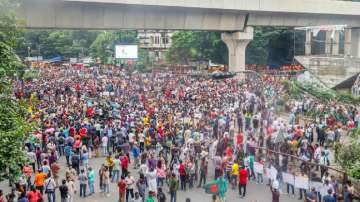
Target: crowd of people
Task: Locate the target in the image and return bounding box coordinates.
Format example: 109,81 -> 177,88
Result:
0,65 -> 359,202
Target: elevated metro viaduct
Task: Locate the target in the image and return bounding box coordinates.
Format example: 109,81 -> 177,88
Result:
18,0 -> 360,71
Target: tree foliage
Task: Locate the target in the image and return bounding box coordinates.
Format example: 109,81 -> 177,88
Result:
246,27 -> 297,66
15,30 -> 139,63
336,133 -> 360,179
167,27 -> 298,66
166,31 -> 227,65
16,30 -> 100,58
0,0 -> 33,183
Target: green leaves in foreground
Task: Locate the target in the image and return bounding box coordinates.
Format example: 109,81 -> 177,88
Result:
0,95 -> 33,183
0,0 -> 34,183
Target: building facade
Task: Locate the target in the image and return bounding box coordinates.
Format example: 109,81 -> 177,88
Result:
137,30 -> 173,63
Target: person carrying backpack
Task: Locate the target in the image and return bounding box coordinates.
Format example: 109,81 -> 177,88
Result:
59,179 -> 68,202
157,188 -> 166,202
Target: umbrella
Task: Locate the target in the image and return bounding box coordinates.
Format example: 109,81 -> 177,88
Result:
45,128 -> 55,134
79,127 -> 87,137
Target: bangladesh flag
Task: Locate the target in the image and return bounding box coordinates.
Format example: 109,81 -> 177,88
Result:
203,178 -> 228,198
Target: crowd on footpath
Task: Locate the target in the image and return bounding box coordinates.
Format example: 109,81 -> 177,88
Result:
0,65 -> 359,202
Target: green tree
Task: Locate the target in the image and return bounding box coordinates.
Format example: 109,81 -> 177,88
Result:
167,28 -> 297,67
166,31 -> 227,65
166,31 -> 197,64
0,0 -> 33,183
246,28 -> 269,65
16,30 -> 100,58
246,27 -> 296,66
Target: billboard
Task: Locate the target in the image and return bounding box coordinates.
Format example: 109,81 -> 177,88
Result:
115,45 -> 138,59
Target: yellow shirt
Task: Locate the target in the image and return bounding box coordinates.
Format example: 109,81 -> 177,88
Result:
106,157 -> 114,167
231,163 -> 239,175
143,117 -> 149,125
145,136 -> 151,146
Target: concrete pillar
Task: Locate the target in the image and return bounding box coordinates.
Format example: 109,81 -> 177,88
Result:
305,30 -> 312,56
351,28 -> 360,58
325,31 -> 332,55
332,31 -> 340,55
344,29 -> 352,56
221,26 -> 254,72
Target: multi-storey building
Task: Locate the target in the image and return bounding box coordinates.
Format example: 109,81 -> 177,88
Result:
137,30 -> 173,62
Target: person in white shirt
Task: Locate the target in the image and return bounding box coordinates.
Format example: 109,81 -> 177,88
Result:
45,174 -> 57,202
27,150 -> 37,172
66,177 -> 76,202
314,144 -> 322,171
102,135 -> 108,156
125,172 -> 136,202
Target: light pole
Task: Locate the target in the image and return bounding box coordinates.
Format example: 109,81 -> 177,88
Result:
37,44 -> 41,62
27,46 -> 31,58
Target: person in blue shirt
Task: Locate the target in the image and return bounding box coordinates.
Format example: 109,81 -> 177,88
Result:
64,144 -> 72,166
63,127 -> 69,138
323,189 -> 336,202
132,143 -> 140,168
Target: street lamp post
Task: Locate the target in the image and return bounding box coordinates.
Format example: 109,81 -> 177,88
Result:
27,46 -> 31,58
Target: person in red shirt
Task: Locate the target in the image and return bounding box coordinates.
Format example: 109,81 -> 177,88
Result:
121,154 -> 129,176
236,133 -> 243,145
27,186 -> 42,202
238,166 -> 248,198
225,146 -> 233,157
117,176 -> 127,202
179,161 -> 186,191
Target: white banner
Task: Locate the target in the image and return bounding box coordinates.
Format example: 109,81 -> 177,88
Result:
269,166 -> 277,180
254,162 -> 264,174
282,172 -> 295,185
310,181 -> 323,192
294,176 -> 309,190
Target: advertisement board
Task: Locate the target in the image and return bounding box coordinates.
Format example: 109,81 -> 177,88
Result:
115,45 -> 138,59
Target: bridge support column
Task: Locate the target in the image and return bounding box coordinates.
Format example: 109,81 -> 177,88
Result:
351,29 -> 360,58
222,27 -> 254,72
344,29 -> 352,56
325,31 -> 340,55
344,28 -> 360,58
305,30 -> 312,55
325,31 -> 332,55
332,31 -> 340,55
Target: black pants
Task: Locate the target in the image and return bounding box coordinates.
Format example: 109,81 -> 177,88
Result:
65,156 -> 70,166
109,166 -> 113,178
140,142 -> 144,152
287,184 -> 294,195
239,184 -> 246,197
198,174 -> 206,187
80,184 -> 87,197
180,175 -> 186,191
320,166 -> 327,179
214,169 -> 221,180
36,158 -> 42,170
36,186 -> 44,194
299,188 -> 306,199
126,189 -> 134,202
122,167 -> 128,177
30,163 -> 36,173
73,163 -> 80,175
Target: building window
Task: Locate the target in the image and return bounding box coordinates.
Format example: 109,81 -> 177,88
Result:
151,36 -> 155,44
155,36 -> 160,44
162,37 -> 169,45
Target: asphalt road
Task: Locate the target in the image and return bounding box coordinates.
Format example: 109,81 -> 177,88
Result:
1,155 -> 300,202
